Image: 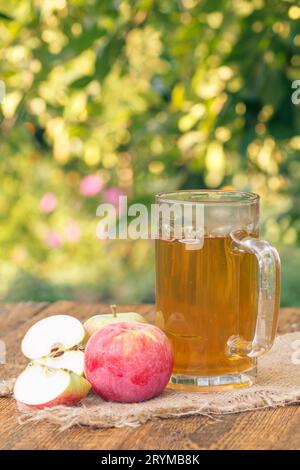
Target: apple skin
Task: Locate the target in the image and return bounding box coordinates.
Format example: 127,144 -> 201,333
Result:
84,312 -> 148,339
84,321 -> 174,403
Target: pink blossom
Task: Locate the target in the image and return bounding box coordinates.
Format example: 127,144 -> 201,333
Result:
40,193 -> 57,213
104,187 -> 124,205
103,187 -> 125,215
80,174 -> 103,197
65,221 -> 81,243
45,231 -> 61,248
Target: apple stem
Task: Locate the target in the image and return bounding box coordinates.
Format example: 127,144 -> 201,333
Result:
111,304 -> 117,318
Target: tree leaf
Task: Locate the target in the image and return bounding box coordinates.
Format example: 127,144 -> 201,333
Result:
70,75 -> 93,89
0,11 -> 13,20
95,32 -> 125,81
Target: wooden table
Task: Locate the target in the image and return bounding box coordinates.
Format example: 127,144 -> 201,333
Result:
0,302 -> 300,450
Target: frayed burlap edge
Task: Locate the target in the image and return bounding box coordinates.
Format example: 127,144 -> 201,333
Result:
0,379 -> 15,397
3,332 -> 300,430
16,391 -> 300,432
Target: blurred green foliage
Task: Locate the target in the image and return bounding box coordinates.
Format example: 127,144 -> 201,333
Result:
0,0 -> 300,305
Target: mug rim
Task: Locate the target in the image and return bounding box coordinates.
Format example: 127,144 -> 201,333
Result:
156,189 -> 259,205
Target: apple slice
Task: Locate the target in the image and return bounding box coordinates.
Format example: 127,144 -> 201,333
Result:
14,364 -> 91,408
35,350 -> 85,376
84,305 -> 148,339
21,315 -> 85,359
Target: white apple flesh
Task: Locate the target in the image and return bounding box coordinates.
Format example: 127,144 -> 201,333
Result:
21,315 -> 85,359
14,364 -> 91,408
35,350 -> 85,376
84,305 -> 148,339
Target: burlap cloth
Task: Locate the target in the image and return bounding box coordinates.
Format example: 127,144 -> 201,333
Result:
1,332 -> 300,430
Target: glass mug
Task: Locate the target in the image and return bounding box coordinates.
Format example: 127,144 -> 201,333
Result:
155,190 -> 280,391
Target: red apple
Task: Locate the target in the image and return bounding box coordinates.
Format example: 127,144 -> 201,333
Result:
84,322 -> 174,403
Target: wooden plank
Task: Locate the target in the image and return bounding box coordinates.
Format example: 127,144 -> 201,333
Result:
0,304 -> 299,450
277,307 -> 300,334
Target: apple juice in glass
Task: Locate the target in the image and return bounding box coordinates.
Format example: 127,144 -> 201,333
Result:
155,190 -> 280,391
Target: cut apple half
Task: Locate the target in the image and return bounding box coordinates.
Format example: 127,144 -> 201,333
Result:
14,364 -> 91,408
21,315 -> 85,359
35,350 -> 85,376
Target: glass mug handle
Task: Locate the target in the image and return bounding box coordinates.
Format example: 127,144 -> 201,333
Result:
228,230 -> 281,358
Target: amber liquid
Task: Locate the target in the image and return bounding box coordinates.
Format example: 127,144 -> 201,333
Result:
155,235 -> 258,378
